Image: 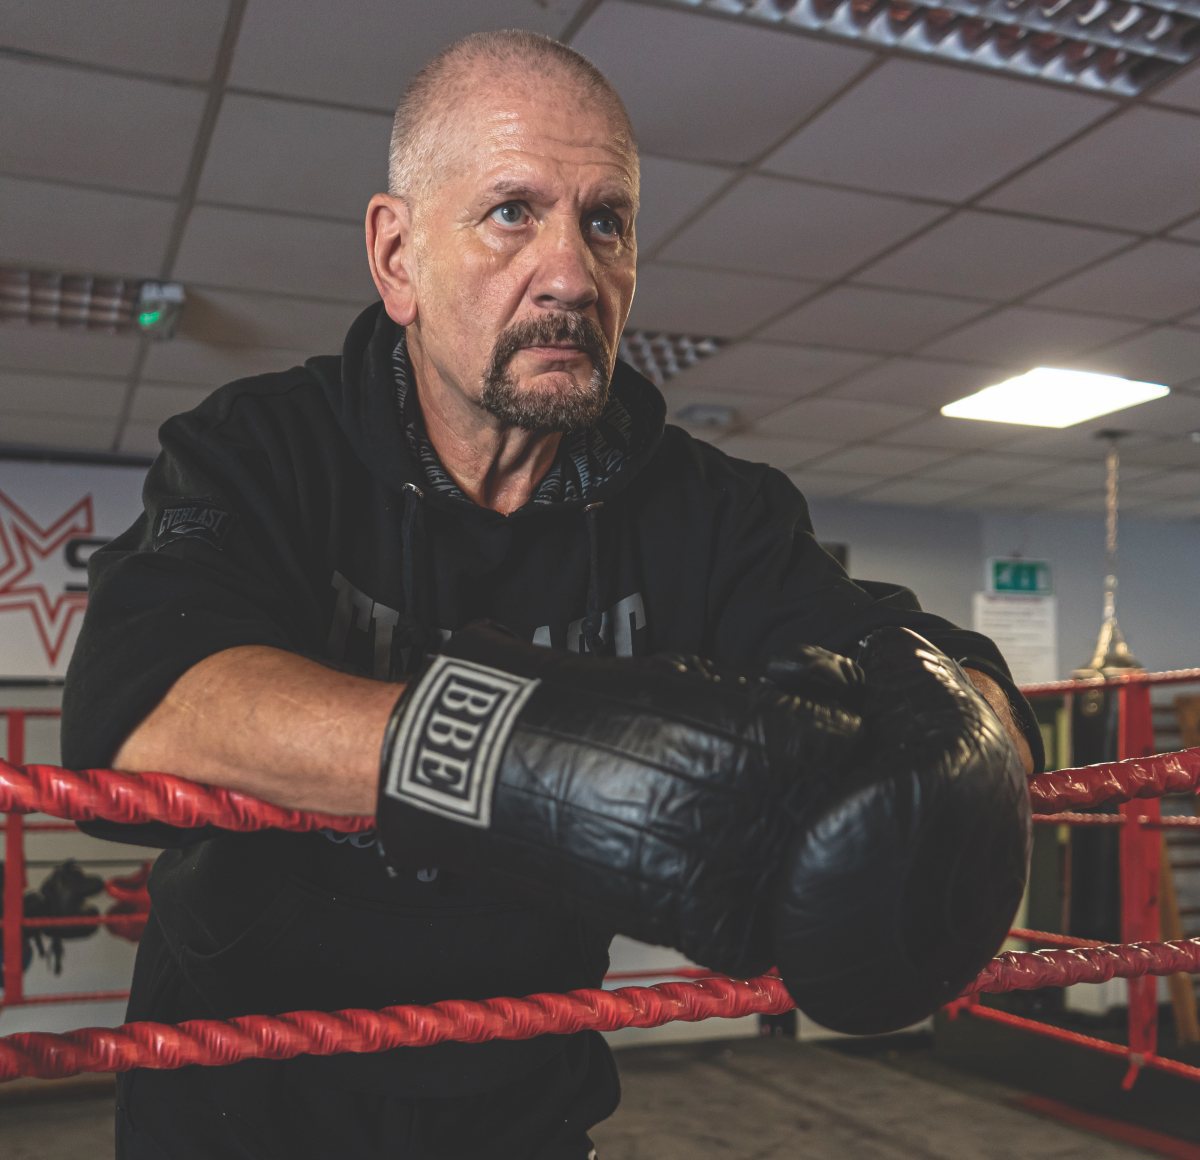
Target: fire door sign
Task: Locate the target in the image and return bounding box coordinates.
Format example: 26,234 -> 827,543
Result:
987,557 -> 1052,596
0,459 -> 144,679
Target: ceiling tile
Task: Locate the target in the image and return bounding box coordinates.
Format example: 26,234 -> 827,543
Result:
760,396 -> 923,441
860,210 -> 1127,301
1120,470 -> 1200,499
180,288 -> 359,350
805,443 -> 955,474
1043,492 -> 1112,513
983,108 -> 1200,233
761,285 -> 987,352
198,95 -> 391,220
172,206 -> 375,302
786,470 -> 884,497
116,421 -> 162,458
574,1 -> 873,165
996,423 -> 1159,460
1150,60 -> 1200,112
919,306 -> 1145,365
713,433 -> 841,470
0,323 -> 141,378
636,155 -> 731,253
141,340 -> 313,387
1119,436 -> 1200,469
920,453 -> 1062,483
877,414 -> 1032,449
1173,217 -> 1200,243
3,59 -> 206,197
1030,241 -> 1200,321
954,484 -> 1064,511
853,478 -> 984,506
627,264 -> 815,338
1139,496 -> 1200,520
660,176 -> 941,280
764,58 -> 1110,201
128,383 -> 213,426
667,341 -> 875,395
659,384 -> 799,430
4,0 -> 229,82
0,177 -> 175,277
1081,328 -> 1200,387
1022,461 -> 1156,490
229,0 -> 583,107
827,357 -> 998,409
0,411 -> 117,453
0,371 -> 126,418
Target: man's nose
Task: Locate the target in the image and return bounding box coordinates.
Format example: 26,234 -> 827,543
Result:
531,222 -> 598,313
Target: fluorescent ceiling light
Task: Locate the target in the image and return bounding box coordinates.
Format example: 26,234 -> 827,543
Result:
667,0 -> 1200,95
0,266 -> 185,339
941,367 -> 1169,428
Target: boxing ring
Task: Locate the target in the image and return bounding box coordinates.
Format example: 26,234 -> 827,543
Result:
1,672 -> 1199,1087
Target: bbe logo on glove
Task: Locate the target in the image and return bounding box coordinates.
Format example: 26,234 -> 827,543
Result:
382,657 -> 539,827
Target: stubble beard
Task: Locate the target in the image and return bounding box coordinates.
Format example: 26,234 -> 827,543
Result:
480,314 -> 613,434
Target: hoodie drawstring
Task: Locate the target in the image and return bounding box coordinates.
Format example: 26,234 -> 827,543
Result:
399,481 -> 435,664
581,500 -> 607,656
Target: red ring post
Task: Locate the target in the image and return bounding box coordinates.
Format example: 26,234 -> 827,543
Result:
1117,681 -> 1162,1088
2,712 -> 27,1010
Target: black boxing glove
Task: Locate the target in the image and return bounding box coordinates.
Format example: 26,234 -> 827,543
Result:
770,626 -> 1031,1034
376,624 -> 864,978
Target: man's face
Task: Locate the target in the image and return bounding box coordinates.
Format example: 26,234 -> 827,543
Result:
402,76 -> 638,433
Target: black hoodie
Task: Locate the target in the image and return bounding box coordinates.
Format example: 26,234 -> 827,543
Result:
61,301 -> 1040,1099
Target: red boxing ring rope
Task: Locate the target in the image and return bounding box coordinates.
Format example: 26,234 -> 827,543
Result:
3,747 -> 1199,833
2,939 -> 1198,1082
1,746 -> 1199,1082
1029,746 -> 1200,814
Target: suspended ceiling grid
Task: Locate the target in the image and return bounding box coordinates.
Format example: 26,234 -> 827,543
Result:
2,0 -> 1199,519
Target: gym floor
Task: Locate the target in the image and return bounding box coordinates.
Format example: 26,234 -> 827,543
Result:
0,1033 -> 1191,1159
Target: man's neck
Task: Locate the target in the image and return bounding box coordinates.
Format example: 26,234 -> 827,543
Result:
412,374 -> 563,516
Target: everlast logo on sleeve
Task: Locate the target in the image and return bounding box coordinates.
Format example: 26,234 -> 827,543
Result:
153,501 -> 233,551
382,656 -> 539,827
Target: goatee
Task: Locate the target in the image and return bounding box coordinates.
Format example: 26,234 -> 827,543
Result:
480,314 -> 612,433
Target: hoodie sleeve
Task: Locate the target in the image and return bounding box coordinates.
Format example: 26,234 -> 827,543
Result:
60,386 -> 320,845
706,463 -> 1044,771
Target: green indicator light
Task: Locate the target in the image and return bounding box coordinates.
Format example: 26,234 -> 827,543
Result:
138,309 -> 163,328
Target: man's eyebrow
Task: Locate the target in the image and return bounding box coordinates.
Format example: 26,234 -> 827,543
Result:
480,181 -> 636,210
483,180 -> 545,202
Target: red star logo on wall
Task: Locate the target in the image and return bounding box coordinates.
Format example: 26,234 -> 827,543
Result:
0,490 -> 94,666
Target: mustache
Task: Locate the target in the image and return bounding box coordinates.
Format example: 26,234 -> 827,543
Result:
488,314 -> 611,377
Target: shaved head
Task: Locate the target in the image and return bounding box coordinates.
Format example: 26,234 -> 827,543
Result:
387,30 -> 638,209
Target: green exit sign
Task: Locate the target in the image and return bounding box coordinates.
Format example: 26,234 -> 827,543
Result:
988,557 -> 1052,595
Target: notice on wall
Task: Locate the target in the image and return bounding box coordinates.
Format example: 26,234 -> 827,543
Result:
972,593 -> 1058,686
0,459 -> 146,680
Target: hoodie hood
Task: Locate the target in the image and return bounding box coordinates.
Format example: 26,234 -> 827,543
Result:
307,301 -> 667,519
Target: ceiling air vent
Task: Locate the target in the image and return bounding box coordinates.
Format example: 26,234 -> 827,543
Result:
619,329 -> 724,384
668,0 -> 1200,94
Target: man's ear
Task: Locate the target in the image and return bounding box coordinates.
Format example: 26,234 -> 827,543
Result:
366,193 -> 417,327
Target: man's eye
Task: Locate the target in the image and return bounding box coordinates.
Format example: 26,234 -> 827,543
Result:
490,203 -> 526,227
588,212 -> 623,240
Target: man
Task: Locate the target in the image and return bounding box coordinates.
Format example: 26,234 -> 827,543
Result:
62,30 -> 1039,1160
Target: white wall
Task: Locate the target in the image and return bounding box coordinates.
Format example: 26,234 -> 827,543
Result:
811,498 -> 1200,679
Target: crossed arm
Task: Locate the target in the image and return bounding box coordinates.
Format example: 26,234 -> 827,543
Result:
114,644 -> 1035,818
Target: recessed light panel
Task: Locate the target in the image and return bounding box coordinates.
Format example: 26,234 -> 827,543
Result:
941,366 -> 1169,427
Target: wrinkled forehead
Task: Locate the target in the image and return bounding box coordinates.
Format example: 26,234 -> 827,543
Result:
427,71 -> 639,207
